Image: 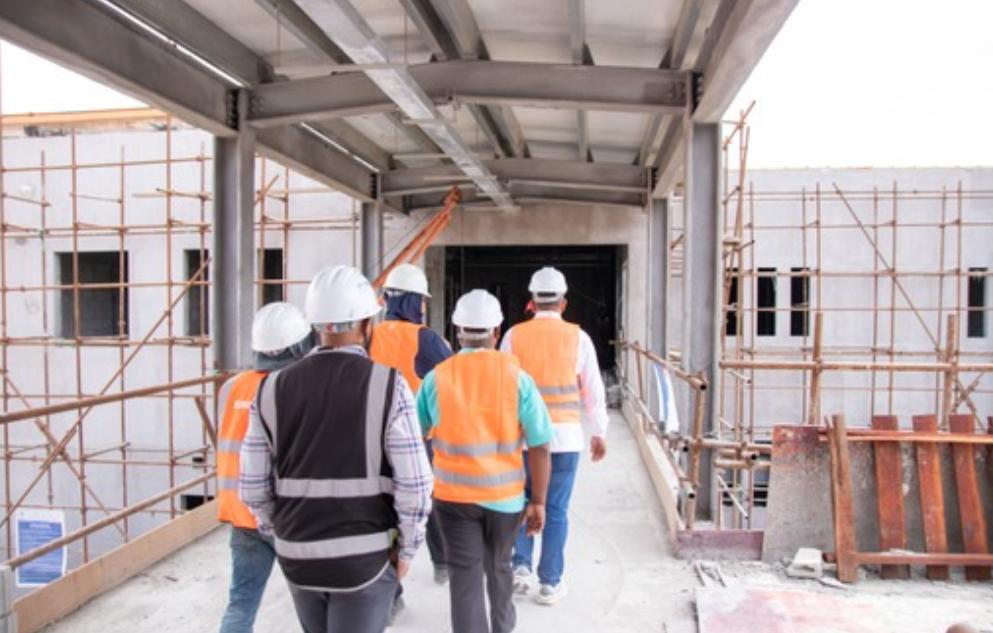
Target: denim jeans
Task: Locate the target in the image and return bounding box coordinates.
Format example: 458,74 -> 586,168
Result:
512,451 -> 580,586
218,526 -> 277,633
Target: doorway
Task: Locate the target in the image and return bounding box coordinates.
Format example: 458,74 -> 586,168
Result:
442,245 -> 624,368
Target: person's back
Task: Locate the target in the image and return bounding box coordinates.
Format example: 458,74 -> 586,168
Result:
501,266 -> 609,606
417,289 -> 552,633
240,266 -> 432,633
264,348 -> 397,590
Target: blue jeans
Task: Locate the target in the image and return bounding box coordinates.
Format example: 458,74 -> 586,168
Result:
512,451 -> 580,586
219,526 -> 277,633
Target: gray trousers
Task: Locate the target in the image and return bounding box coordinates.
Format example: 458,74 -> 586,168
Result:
288,565 -> 398,633
435,500 -> 523,633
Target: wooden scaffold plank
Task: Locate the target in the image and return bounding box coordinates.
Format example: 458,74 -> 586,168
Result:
871,415 -> 910,579
912,414 -> 950,580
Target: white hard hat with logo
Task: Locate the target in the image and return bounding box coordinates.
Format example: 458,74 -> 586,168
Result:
451,289 -> 503,330
251,302 -> 312,353
528,266 -> 568,297
305,265 -> 382,325
383,263 -> 431,297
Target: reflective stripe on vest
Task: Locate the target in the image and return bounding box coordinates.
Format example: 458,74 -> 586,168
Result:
510,318 -> 581,424
217,370 -> 267,529
369,320 -> 423,392
432,350 -> 524,504
274,529 -> 396,560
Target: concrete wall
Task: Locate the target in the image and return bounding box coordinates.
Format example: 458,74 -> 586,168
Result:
0,126 -> 358,565
670,167 -> 993,434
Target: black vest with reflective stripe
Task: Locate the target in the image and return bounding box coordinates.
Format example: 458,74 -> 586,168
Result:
260,349 -> 397,591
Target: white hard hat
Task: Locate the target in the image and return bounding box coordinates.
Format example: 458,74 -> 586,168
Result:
528,266 -> 568,296
251,302 -> 311,353
383,263 -> 431,297
305,265 -> 382,325
451,289 -> 503,330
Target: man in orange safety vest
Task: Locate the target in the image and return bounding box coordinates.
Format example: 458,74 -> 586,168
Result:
216,302 -> 313,633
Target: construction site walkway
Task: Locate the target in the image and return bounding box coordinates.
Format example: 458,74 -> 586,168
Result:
42,412 -> 700,633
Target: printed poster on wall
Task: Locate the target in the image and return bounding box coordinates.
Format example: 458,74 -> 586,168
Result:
14,508 -> 66,587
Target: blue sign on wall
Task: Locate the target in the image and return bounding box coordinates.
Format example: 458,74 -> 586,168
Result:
15,509 -> 66,587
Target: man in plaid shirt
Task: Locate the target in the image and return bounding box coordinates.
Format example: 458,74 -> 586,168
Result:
238,266 -> 433,633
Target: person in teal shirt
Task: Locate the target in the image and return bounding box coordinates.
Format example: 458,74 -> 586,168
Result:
415,289 -> 552,633
417,351 -> 554,513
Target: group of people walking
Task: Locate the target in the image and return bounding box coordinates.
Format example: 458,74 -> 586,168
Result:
214,262 -> 608,633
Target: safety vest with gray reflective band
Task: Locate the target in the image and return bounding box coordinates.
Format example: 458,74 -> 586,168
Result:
510,318 -> 581,424
256,349 -> 398,591
432,350 -> 525,504
217,370 -> 266,529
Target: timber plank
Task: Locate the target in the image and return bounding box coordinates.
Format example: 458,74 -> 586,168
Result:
949,414 -> 991,581
912,414 -> 950,580
828,415 -> 858,583
871,415 -> 910,579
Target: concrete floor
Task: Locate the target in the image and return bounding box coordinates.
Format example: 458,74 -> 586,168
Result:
42,412 -> 701,633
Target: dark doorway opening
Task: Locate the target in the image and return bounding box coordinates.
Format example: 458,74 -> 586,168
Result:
444,245 -> 623,369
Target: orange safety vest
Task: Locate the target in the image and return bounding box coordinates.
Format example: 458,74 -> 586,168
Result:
432,350 -> 525,504
510,318 -> 581,424
217,370 -> 266,529
370,320 -> 424,392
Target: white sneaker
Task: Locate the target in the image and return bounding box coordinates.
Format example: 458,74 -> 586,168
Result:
535,582 -> 567,606
512,565 -> 534,595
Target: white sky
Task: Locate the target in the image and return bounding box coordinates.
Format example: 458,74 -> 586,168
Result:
2,0 -> 991,168
726,0 -> 993,168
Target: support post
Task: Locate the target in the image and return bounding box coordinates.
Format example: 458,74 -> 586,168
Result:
680,121 -> 722,521
212,89 -> 256,371
648,197 -> 671,358
361,194 -> 384,279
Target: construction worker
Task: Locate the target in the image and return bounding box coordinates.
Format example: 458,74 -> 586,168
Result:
501,266 -> 609,605
217,302 -> 314,633
369,263 -> 452,622
416,289 -> 552,633
239,266 -> 433,633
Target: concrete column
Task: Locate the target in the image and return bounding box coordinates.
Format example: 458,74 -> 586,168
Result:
648,197 -> 671,357
212,89 -> 256,371
360,197 -> 384,280
681,121 -> 722,521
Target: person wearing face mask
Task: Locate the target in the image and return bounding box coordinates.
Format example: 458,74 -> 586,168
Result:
368,263 -> 453,623
239,266 -> 433,633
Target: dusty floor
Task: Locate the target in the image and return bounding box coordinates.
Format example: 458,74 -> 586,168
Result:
40,411 -> 993,633
43,412 -> 700,633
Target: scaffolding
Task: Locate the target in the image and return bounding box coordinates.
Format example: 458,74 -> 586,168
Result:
0,108 -> 360,567
620,105 -> 993,532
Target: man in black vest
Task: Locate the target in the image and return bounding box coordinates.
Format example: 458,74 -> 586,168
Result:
239,266 -> 433,633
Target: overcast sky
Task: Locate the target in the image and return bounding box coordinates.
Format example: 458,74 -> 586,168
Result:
2,0 -> 991,168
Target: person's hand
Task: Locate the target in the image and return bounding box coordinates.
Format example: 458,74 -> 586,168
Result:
590,436 -> 607,462
522,502 -> 545,536
396,558 -> 411,580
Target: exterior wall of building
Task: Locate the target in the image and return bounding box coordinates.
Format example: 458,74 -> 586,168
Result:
670,167 -> 993,434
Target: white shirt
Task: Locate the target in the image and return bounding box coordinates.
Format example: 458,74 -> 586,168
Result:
500,311 -> 610,453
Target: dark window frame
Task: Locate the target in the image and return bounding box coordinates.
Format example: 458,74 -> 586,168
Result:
790,267 -> 810,337
185,249 -> 210,337
756,267 -> 777,337
57,251 -> 129,338
968,267 -> 987,338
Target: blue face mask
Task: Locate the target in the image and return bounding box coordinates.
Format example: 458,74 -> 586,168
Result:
253,329 -> 317,371
385,292 -> 424,324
